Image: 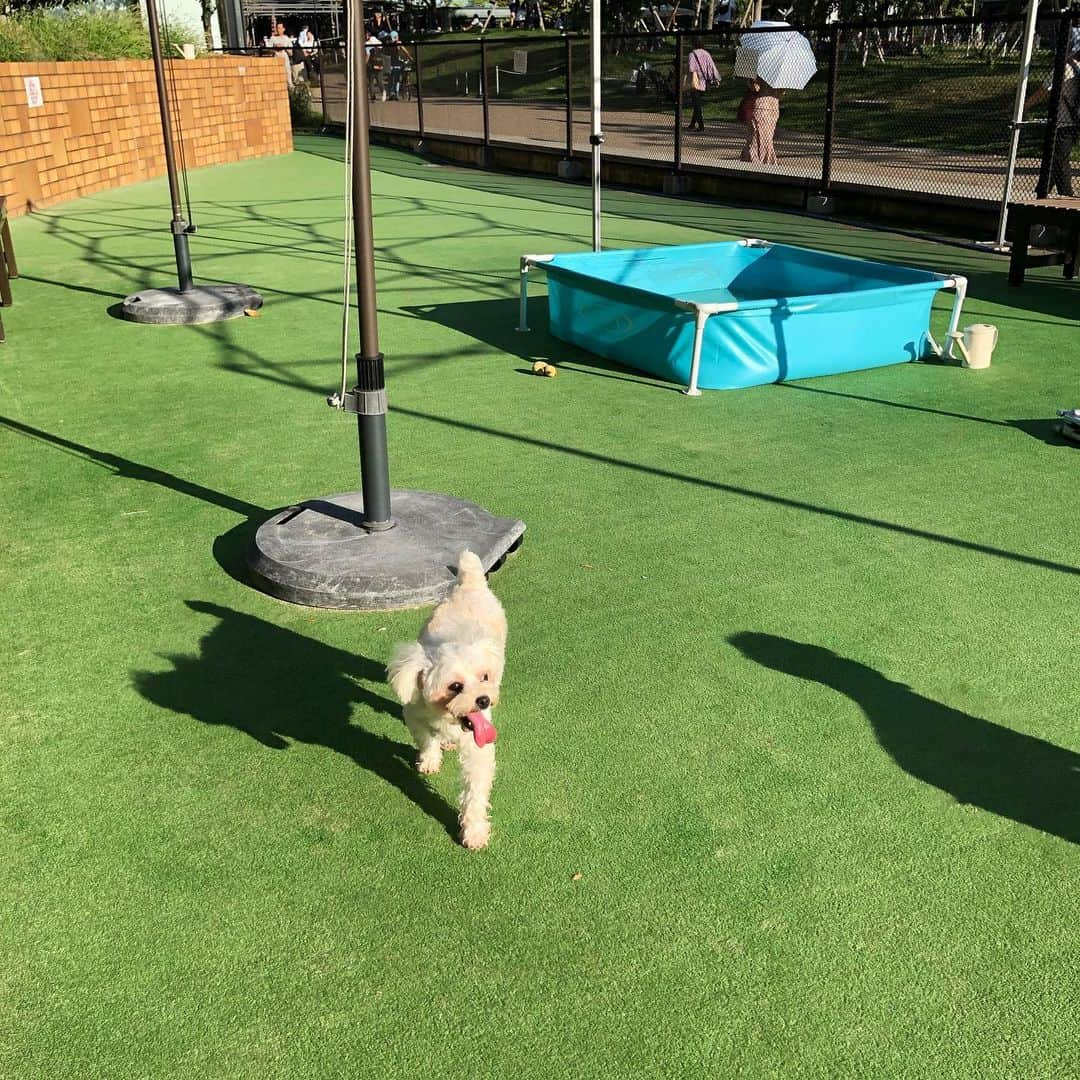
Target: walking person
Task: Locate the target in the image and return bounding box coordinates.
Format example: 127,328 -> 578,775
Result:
366,32 -> 386,101
386,31 -> 412,101
1025,28 -> 1080,197
684,38 -> 721,133
738,77 -> 784,165
297,24 -> 316,80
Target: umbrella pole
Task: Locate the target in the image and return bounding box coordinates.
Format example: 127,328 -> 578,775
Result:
349,0 -> 392,529
119,0 -> 262,324
245,0 -> 524,609
590,0 -> 602,251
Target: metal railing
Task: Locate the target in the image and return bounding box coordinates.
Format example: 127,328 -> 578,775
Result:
221,12 -> 1078,208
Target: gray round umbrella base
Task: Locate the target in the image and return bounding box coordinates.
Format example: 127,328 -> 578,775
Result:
120,284 -> 263,325
248,490 -> 526,610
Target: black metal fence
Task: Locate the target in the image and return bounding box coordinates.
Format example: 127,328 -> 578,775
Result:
240,12 -> 1078,206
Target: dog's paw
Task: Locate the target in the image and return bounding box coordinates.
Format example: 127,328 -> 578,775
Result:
440,739 -> 458,752
417,753 -> 442,775
461,822 -> 490,850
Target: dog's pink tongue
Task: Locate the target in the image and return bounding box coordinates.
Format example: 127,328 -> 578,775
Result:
467,711 -> 497,747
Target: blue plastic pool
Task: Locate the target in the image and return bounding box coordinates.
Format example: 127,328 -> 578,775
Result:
518,240 -> 966,393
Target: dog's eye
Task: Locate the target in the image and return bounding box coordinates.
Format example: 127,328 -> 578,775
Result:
481,673 -> 489,682
448,682 -> 464,695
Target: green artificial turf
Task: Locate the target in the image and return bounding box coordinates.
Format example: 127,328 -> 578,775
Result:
1,136 -> 1078,1078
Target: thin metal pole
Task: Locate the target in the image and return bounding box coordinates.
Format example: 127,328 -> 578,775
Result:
350,0 -> 392,529
591,3 -> 603,250
416,41 -> 425,139
480,37 -> 491,145
995,0 -> 1041,248
317,44 -> 329,127
144,0 -> 193,292
1037,11 -> 1073,198
821,27 -> 840,192
674,31 -> 683,172
565,35 -> 574,159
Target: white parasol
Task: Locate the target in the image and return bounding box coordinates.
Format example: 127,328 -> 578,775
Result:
738,21 -> 818,91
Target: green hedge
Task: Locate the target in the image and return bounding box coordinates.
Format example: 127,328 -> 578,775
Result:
0,7 -> 202,63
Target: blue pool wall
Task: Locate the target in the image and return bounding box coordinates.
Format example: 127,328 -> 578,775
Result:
544,242 -> 949,390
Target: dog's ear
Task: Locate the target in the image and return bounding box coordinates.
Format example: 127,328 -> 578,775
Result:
481,642 -> 506,685
387,642 -> 429,704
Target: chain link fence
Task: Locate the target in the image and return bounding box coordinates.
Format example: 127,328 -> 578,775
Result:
227,12 -> 1077,210
828,18 -> 1059,201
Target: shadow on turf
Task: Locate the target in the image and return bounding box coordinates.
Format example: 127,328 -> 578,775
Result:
0,419 -> 458,835
730,633 -> 1080,847
377,403 -> 1080,578
0,417 -> 308,591
403,296 -> 684,392
134,601 -> 459,838
779,383 -> 1072,445
0,415 -> 262,518
406,297 -> 1079,440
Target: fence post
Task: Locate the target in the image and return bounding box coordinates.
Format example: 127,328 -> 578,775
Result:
565,35 -> 574,159
317,45 -> 329,128
415,41 -> 425,140
674,31 -> 684,172
1036,11 -> 1073,198
480,37 -> 491,147
821,27 -> 839,192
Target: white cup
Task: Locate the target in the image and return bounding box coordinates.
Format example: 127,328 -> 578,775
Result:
950,323 -> 998,370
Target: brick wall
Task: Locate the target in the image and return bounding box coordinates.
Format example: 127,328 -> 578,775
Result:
0,57 -> 292,216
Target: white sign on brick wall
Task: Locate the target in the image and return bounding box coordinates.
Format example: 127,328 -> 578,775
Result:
513,50 -> 527,75
24,76 -> 44,108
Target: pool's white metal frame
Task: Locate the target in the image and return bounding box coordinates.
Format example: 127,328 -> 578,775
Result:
517,241 -> 968,396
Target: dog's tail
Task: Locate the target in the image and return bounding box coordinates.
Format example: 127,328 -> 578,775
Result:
456,549 -> 487,589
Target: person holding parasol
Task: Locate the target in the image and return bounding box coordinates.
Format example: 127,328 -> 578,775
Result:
735,22 -> 817,166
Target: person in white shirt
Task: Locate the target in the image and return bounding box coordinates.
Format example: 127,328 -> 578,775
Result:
267,22 -> 294,86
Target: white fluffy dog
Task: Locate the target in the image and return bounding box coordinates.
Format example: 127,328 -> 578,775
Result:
387,550 -> 507,850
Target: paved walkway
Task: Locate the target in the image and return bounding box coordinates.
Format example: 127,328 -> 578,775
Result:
317,84 -> 1041,202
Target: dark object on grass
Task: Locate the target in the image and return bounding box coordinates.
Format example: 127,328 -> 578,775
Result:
1057,407 -> 1080,445
0,195 -> 18,343
730,633 -> 1080,847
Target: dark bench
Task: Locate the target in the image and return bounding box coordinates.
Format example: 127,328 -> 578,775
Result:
1008,197 -> 1080,286
0,196 -> 18,343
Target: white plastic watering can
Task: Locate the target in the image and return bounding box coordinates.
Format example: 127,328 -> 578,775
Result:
949,323 -> 998,370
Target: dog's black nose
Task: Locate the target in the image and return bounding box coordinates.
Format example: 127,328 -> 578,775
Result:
475,695 -> 490,710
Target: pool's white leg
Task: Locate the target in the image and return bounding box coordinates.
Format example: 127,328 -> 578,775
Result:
683,308 -> 708,397
516,258 -> 530,333
943,276 -> 967,360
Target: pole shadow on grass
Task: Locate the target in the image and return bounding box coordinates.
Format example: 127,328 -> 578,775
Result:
779,383 -> 1071,446
0,415 -> 265,585
133,602 -> 458,838
729,633 -> 1080,846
